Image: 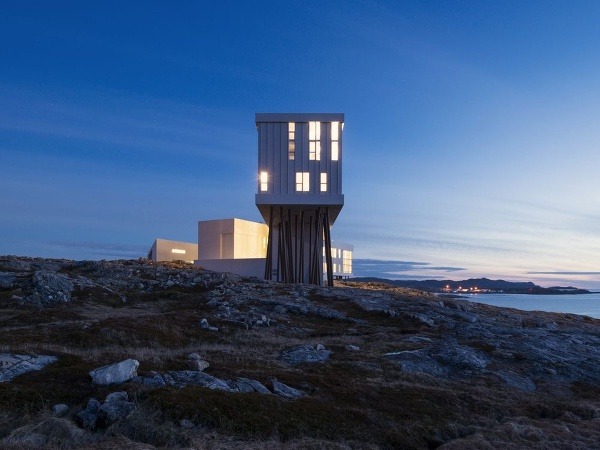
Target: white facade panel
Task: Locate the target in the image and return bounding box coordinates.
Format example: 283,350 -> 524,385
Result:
198,218 -> 268,260
147,239 -> 198,263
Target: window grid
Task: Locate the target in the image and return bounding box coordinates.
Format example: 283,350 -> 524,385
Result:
295,172 -> 309,192
259,171 -> 268,192
309,121 -> 321,160
331,121 -> 339,161
320,172 -> 327,192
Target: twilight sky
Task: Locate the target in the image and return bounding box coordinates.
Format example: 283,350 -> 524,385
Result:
2,1 -> 600,288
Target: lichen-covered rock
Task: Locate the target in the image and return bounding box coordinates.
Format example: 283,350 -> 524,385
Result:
0,354 -> 58,382
89,359 -> 139,385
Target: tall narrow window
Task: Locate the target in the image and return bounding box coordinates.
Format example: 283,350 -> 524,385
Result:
288,122 -> 295,160
343,250 -> 352,274
295,172 -> 309,192
320,172 -> 327,192
309,121 -> 321,160
259,171 -> 268,192
331,121 -> 339,161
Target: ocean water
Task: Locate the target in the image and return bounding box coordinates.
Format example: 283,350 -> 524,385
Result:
458,292 -> 600,319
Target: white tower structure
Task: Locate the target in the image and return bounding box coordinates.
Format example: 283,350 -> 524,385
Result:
255,113 -> 345,286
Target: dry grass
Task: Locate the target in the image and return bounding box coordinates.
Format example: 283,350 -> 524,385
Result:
1,265 -> 600,448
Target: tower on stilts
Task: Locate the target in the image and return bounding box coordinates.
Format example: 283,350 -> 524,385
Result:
255,113 -> 345,286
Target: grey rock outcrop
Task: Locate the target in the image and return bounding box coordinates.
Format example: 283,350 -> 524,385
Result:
133,371 -> 275,395
168,370 -> 235,391
97,391 -> 135,427
0,354 -> 58,382
89,359 -> 139,385
75,392 -> 134,430
281,344 -> 332,364
0,272 -> 15,289
384,340 -> 489,378
235,377 -> 271,394
271,379 -> 305,399
30,270 -> 74,304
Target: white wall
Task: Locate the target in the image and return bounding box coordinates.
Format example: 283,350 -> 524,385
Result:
198,218 -> 268,259
148,239 -> 198,263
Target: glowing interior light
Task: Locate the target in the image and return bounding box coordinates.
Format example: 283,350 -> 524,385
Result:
331,122 -> 339,140
331,121 -> 340,161
320,172 -> 327,192
309,121 -> 321,160
171,249 -> 186,254
295,172 -> 309,192
260,171 -> 268,192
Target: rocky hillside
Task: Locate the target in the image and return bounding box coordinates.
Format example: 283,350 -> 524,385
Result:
1,256 -> 600,449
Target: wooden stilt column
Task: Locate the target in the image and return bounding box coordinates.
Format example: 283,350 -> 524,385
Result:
264,206 -> 274,280
323,207 -> 334,287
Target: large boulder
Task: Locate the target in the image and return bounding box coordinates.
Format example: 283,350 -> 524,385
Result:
89,359 -> 139,385
0,354 -> 58,382
75,393 -> 135,430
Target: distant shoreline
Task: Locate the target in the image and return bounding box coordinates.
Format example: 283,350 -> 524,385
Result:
350,277 -> 591,295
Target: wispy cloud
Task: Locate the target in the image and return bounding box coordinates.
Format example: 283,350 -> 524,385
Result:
527,271 -> 600,276
353,259 -> 466,279
0,85 -> 250,163
427,266 -> 466,272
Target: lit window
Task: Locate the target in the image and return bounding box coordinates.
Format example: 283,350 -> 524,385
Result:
171,249 -> 186,254
309,121 -> 321,160
288,123 -> 295,160
343,250 -> 352,273
295,172 -> 309,192
331,121 -> 340,161
320,172 -> 327,192
260,171 -> 268,192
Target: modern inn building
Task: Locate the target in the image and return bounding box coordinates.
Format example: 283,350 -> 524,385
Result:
255,113 -> 345,286
148,113 -> 352,285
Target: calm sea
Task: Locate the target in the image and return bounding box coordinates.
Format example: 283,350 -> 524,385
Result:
458,292 -> 600,319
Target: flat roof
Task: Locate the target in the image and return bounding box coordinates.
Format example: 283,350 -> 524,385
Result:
255,113 -> 344,123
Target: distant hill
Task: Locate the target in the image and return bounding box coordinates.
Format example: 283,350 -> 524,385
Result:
349,277 -> 590,294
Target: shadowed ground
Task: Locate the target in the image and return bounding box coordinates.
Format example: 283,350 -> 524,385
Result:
1,256 -> 599,449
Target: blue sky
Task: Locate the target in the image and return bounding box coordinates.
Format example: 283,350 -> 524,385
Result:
1,1 -> 599,288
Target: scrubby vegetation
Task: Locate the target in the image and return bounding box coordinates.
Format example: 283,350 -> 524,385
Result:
1,257 -> 600,448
